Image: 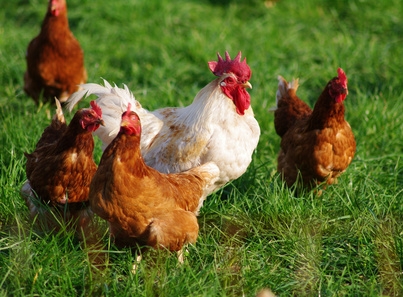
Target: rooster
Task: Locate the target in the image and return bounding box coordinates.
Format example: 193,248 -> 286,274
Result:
67,52 -> 260,195
272,68 -> 356,190
89,104 -> 220,260
21,99 -> 104,237
24,0 -> 87,104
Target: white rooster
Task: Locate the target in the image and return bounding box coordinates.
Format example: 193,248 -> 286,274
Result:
66,52 -> 260,195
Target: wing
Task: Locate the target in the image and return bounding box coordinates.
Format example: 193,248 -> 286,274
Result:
313,122 -> 356,181
278,120 -> 356,187
28,144 -> 97,205
143,108 -> 213,174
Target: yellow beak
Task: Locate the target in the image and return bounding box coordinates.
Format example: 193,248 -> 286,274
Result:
242,81 -> 252,89
121,120 -> 128,127
98,119 -> 105,126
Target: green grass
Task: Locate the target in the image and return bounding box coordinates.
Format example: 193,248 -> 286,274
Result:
1,0 -> 403,296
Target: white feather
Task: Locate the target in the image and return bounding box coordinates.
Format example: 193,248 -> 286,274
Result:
65,80 -> 163,150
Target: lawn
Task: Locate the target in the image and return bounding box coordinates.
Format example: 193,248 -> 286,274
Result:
1,0 -> 403,296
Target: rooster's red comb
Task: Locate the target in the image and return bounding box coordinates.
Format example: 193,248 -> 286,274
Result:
208,51 -> 251,82
337,68 -> 347,88
126,103 -> 132,113
90,101 -> 102,117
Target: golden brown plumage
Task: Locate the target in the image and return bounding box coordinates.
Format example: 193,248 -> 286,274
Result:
21,100 -> 104,236
24,0 -> 87,104
273,68 -> 356,190
89,104 -> 220,253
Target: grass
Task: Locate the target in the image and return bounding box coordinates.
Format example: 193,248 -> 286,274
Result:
1,0 -> 403,295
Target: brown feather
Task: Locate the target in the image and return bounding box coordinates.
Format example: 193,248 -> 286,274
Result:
25,99 -> 67,178
274,76 -> 312,137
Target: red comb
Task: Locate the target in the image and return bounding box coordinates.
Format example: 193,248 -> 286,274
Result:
126,103 -> 132,113
337,68 -> 347,87
208,51 -> 251,82
90,101 -> 102,117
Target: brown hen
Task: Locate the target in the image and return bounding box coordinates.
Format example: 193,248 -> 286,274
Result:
21,99 -> 103,238
24,0 -> 87,104
89,104 -> 220,258
273,68 -> 356,190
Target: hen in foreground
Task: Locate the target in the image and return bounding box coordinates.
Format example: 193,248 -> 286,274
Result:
24,0 -> 87,104
67,52 -> 260,195
272,68 -> 356,190
21,99 -> 104,237
89,104 -> 220,259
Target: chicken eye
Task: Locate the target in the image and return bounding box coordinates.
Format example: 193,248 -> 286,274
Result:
226,77 -> 235,84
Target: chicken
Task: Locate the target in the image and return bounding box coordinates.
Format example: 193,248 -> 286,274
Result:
89,104 -> 220,257
272,68 -> 356,190
21,99 -> 104,237
66,52 -> 260,195
24,0 -> 87,104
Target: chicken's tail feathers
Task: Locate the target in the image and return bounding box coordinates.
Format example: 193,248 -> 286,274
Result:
66,79 -> 139,111
65,80 -> 113,112
54,97 -> 66,124
65,79 -> 149,149
269,76 -> 299,112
